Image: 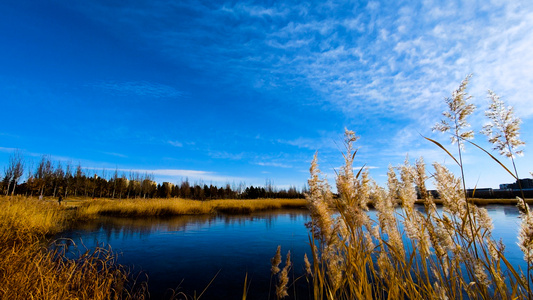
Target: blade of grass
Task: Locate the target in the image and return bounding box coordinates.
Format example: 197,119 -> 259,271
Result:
465,140 -> 517,180
355,164 -> 366,179
422,135 -> 460,166
242,273 -> 248,300
197,269 -> 221,299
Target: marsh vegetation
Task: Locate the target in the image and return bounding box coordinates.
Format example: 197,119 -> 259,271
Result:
289,76 -> 532,299
0,196 -> 306,299
0,196 -> 146,299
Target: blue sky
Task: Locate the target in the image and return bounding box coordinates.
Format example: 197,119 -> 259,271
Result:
1,0 -> 532,190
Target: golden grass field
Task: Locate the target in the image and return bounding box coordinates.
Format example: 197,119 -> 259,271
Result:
0,196 -> 145,299
0,195 -> 307,299
65,197 -> 308,218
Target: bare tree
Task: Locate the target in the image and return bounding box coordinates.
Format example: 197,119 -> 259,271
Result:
25,160 -> 35,196
74,164 -> 84,196
52,161 -> 65,197
3,150 -> 25,196
99,168 -> 107,197
64,162 -> 72,197
117,173 -> 127,199
3,164 -> 13,196
42,157 -> 54,196
141,172 -> 155,198
111,168 -> 118,199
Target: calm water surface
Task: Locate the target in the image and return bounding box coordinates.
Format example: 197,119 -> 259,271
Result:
54,205 -> 525,299
55,209 -> 312,299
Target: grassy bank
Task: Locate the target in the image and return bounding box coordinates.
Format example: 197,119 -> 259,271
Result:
0,196 -> 145,299
68,197 -> 308,218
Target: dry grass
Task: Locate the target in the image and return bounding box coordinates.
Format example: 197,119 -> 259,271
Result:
298,129 -> 532,300
71,197 -> 307,218
0,195 -> 66,243
0,195 -> 305,299
418,197 -> 533,206
211,198 -> 307,214
0,196 -> 146,299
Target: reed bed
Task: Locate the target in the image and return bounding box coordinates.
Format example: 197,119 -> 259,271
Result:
429,198 -> 533,206
212,198 -> 307,214
0,196 -> 145,299
0,195 -> 66,243
282,78 -> 532,300
76,198 -> 214,218
287,130 -> 530,300
74,197 -> 307,217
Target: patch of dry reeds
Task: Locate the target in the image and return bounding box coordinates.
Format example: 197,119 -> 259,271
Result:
74,197 -> 307,217
286,76 -> 533,300
212,199 -> 307,214
0,196 -> 145,299
299,130 -> 530,299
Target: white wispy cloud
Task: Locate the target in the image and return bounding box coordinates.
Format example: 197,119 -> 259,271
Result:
93,81 -> 184,98
255,161 -> 292,168
353,165 -> 379,170
168,141 -> 183,147
208,151 -> 244,160
120,168 -> 249,183
0,147 -> 18,153
101,151 -> 128,158
74,1 -> 533,120
278,135 -> 341,151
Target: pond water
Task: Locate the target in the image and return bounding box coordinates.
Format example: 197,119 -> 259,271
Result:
53,205 -> 526,299
55,209 -> 312,299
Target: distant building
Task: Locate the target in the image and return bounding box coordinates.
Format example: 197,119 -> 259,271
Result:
499,178 -> 533,190
500,183 -> 512,189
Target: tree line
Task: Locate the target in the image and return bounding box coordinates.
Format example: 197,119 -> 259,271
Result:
1,151 -> 306,200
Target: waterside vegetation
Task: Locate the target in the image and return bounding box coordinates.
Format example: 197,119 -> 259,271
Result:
0,195 -> 305,299
285,76 -> 533,300
74,197 -> 308,218
0,196 -> 146,300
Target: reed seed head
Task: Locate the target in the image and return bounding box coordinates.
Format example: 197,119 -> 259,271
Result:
271,245 -> 281,275
399,157 -> 416,210
474,260 -> 489,287
432,74 -> 475,149
518,208 -> 533,264
481,90 -> 525,158
433,282 -> 448,300
517,196 -> 529,215
433,163 -> 466,217
276,251 -> 292,299
304,253 -> 312,276
474,206 -> 493,233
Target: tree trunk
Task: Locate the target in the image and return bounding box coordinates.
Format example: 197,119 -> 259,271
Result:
5,181 -> 11,196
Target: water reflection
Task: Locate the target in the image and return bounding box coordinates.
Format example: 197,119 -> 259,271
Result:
504,206 -> 520,216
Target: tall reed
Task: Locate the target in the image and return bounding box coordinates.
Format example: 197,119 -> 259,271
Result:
300,130 -> 528,299
297,76 -> 532,299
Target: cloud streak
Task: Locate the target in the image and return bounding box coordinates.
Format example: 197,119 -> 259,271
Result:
75,0 -> 533,122
119,168 -> 249,184
93,81 -> 184,98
